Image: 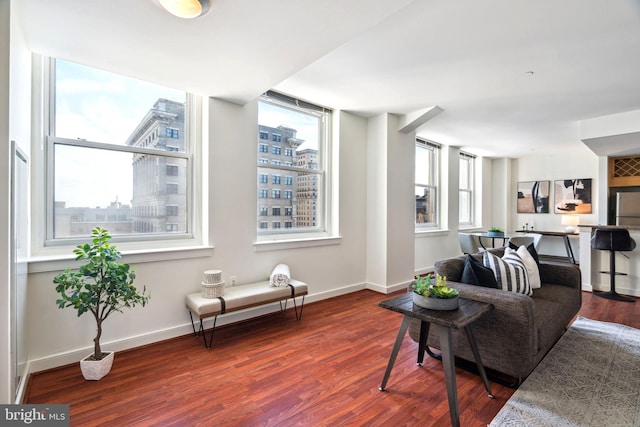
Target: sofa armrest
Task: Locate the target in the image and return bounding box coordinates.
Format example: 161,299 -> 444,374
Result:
538,262 -> 581,289
449,281 -> 537,352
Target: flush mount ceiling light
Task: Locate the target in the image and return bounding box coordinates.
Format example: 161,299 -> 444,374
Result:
158,0 -> 211,19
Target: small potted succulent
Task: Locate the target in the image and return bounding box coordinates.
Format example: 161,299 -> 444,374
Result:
411,273 -> 459,310
487,227 -> 504,237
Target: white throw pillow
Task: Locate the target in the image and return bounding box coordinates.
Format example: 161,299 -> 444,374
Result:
511,245 -> 541,289
483,251 -> 532,296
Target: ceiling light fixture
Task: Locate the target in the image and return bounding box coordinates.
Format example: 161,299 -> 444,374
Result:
158,0 -> 211,19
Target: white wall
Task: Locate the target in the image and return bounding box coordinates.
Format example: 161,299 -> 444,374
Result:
1,0 -> 13,405
510,147 -> 600,258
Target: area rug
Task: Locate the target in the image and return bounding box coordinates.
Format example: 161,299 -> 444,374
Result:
490,317 -> 640,426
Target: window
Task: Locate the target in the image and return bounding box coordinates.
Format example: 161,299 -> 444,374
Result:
46,58 -> 193,242
259,207 -> 268,216
259,144 -> 268,153
257,91 -> 330,236
415,139 -> 440,228
259,189 -> 268,198
259,131 -> 269,140
166,205 -> 179,216
167,183 -> 178,194
166,164 -> 179,176
272,207 -> 281,216
259,173 -> 268,184
459,152 -> 475,226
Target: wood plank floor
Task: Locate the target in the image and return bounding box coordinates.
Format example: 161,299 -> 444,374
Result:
25,290 -> 639,427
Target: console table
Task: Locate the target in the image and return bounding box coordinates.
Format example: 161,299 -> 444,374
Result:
515,230 -> 578,264
378,293 -> 494,427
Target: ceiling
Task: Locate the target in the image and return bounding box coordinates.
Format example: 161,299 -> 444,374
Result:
15,0 -> 640,157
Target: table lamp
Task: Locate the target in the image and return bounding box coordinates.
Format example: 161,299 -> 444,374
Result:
561,215 -> 579,233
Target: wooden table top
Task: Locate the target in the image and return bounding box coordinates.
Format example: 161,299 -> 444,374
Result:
378,293 -> 493,329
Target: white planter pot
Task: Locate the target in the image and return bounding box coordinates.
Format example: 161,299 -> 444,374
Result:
80,351 -> 114,380
412,293 -> 459,311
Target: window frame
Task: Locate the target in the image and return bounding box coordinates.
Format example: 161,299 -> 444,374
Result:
256,91 -> 332,241
415,139 -> 440,229
459,151 -> 475,227
38,56 -> 202,251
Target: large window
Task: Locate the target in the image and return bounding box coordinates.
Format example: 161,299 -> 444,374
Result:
459,152 -> 475,226
47,58 -> 193,242
415,139 -> 440,228
257,91 -> 330,236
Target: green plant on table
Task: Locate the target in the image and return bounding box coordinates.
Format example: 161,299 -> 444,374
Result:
488,226 -> 504,233
412,273 -> 459,299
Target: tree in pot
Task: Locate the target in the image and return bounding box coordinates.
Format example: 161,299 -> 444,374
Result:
53,227 -> 150,380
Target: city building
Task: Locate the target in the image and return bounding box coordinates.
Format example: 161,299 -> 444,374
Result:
126,98 -> 187,234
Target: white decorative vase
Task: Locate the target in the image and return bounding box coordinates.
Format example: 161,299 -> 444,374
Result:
80,351 -> 114,380
412,293 -> 459,311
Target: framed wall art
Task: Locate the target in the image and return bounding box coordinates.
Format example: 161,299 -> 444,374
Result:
517,180 -> 550,213
554,179 -> 592,214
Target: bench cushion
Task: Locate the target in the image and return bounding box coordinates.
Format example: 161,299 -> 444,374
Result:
186,279 -> 308,319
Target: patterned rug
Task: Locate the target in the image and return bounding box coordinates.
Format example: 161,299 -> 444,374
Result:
490,317 -> 640,426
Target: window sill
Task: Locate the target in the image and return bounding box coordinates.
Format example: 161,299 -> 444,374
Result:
254,236 -> 342,252
28,245 -> 215,274
415,228 -> 449,238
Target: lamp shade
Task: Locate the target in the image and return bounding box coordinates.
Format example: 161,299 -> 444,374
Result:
561,215 -> 579,233
159,0 -> 211,19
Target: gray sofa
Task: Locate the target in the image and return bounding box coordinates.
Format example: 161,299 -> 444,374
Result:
408,248 -> 582,385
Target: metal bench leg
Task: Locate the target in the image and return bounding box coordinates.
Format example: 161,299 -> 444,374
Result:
203,315 -> 218,349
293,295 -> 305,321
279,299 -> 289,315
189,311 -> 200,337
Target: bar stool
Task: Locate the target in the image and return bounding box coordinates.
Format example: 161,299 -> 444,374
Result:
590,228 -> 636,302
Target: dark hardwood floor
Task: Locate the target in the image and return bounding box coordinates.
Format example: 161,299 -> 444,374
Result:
25,289 -> 639,427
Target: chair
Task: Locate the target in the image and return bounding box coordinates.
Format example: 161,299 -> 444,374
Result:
590,228 -> 636,302
524,233 -> 543,250
507,236 -> 535,248
458,233 -> 482,255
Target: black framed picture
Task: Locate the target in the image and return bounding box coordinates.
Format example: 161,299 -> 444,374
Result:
517,181 -> 550,213
554,179 -> 592,214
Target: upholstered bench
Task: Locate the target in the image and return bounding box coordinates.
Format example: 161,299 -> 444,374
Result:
186,280 -> 308,348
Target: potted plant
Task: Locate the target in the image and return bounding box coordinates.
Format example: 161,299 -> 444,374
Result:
411,273 -> 459,310
487,227 -> 504,237
53,227 -> 150,380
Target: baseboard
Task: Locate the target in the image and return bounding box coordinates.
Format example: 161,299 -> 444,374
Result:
366,280 -> 412,294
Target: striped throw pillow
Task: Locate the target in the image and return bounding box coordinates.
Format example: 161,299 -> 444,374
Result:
483,251 -> 532,296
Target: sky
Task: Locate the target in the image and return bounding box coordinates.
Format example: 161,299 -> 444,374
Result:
55,59 -> 320,208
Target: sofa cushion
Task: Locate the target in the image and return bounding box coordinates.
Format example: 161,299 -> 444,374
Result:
509,242 -> 540,268
461,254 -> 500,288
505,246 -> 541,289
484,251 -> 532,296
